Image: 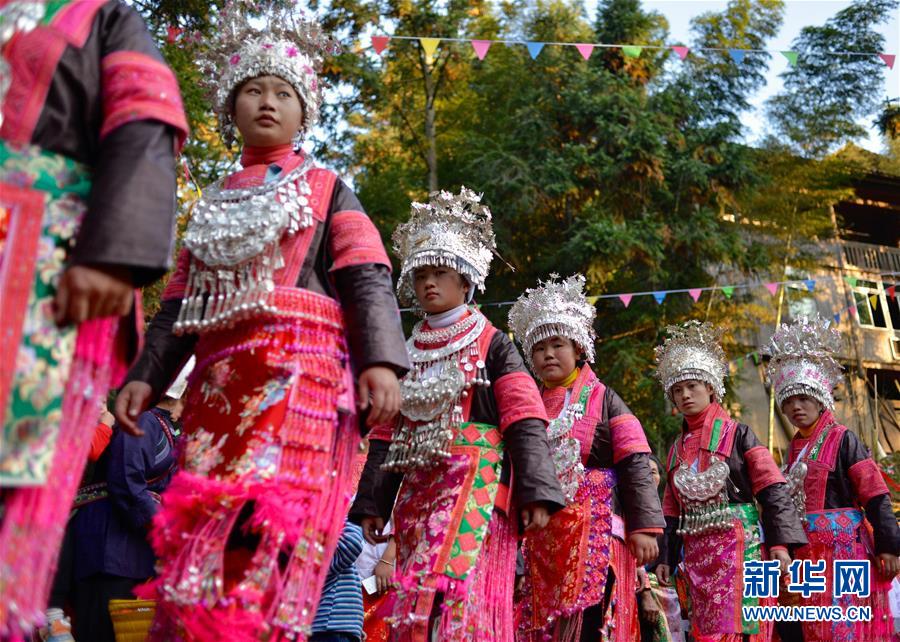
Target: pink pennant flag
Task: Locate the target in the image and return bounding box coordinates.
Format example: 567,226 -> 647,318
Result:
619,293 -> 633,308
880,53 -> 896,69
688,288 -> 702,302
671,45 -> 689,60
471,40 -> 492,60
764,282 -> 778,296
576,43 -> 595,60
371,36 -> 390,54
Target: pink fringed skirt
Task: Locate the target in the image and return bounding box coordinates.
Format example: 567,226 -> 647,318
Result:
141,288 -> 360,642
388,422 -> 517,642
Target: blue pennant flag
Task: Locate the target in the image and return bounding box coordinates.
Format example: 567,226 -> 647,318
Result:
729,49 -> 746,64
833,313 -> 841,323
526,42 -> 545,59
653,291 -> 667,305
804,279 -> 816,292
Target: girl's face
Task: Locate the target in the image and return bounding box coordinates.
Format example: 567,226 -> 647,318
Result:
670,379 -> 714,416
532,335 -> 579,384
649,458 -> 661,488
413,266 -> 469,314
781,394 -> 823,429
232,75 -> 304,147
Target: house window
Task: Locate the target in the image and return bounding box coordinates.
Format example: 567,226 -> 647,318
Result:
852,279 -> 898,330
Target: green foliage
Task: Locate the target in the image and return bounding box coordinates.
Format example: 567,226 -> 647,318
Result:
766,0 -> 898,157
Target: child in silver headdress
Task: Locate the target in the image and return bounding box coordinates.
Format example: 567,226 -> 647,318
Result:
350,187 -> 565,642
763,316 -> 899,642
114,4 -> 409,639
654,321 -> 806,642
508,274 -> 665,641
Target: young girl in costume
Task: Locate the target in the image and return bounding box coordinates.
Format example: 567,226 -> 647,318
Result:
509,274 -> 665,641
762,316 -> 900,642
654,321 -> 806,642
350,188 -> 565,642
114,6 -> 409,640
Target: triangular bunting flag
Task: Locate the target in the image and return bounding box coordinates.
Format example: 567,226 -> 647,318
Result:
845,276 -> 858,287
621,45 -> 642,58
736,357 -> 744,370
729,49 -> 746,64
575,43 -> 594,60
508,331 -> 515,341
619,293 -> 633,308
371,35 -> 390,54
721,286 -> 735,298
849,305 -> 858,318
671,45 -> 689,60
475,303 -> 482,310
880,53 -> 896,69
888,285 -> 896,300
586,295 -> 600,305
870,294 -> 879,311
471,40 -> 491,60
688,288 -> 702,302
751,352 -> 760,365
833,313 -> 841,323
804,279 -> 815,292
781,51 -> 798,66
420,37 -> 441,60
652,291 -> 667,305
526,42 -> 544,59
765,282 -> 778,296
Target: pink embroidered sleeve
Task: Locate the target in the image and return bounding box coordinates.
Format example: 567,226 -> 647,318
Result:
493,371 -> 548,432
849,459 -> 889,506
745,446 -> 786,495
161,248 -> 191,301
100,51 -> 188,149
609,413 -> 651,464
328,210 -> 391,271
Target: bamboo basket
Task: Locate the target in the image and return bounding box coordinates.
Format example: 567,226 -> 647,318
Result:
108,598 -> 156,642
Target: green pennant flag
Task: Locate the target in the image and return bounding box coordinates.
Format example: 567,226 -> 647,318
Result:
721,286 -> 735,298
782,51 -> 798,66
622,45 -> 642,58
751,352 -> 760,365
845,275 -> 858,287
736,357 -> 744,370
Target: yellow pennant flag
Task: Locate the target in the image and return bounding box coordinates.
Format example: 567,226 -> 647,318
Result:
586,296 -> 600,305
870,294 -> 879,311
420,38 -> 441,62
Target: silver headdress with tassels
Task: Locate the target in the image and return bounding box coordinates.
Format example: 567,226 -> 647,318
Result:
655,320 -> 727,402
392,187 -> 496,305
508,273 -> 597,371
193,1 -> 338,145
761,315 -> 842,410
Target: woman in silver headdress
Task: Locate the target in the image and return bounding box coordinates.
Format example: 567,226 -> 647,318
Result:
508,274 -> 665,642
349,187 -> 565,642
653,321 -> 806,642
762,316 -> 899,642
113,4 -> 409,640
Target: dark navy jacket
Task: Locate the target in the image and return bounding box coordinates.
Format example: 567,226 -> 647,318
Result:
72,408 -> 177,580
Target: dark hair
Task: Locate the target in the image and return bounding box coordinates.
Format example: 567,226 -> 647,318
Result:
648,452 -> 665,491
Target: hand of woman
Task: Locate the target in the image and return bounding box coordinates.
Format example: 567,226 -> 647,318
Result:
375,559 -> 394,593
655,564 -> 671,586
114,381 -> 153,436
638,590 -> 660,623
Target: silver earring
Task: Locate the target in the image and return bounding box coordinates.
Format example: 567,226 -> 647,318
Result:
221,116 -> 236,148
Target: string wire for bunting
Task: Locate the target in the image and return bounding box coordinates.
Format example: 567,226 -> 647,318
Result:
371,34 -> 895,64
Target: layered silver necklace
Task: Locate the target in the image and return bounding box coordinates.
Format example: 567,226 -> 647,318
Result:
545,384 -> 591,503
173,156 -> 314,334
382,307 -> 489,472
673,452 -> 731,537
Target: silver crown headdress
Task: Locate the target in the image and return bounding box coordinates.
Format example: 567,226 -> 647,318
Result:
508,273 -> 597,371
761,315 -> 842,410
392,187 -> 496,305
655,320 -> 727,401
194,1 -> 338,145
